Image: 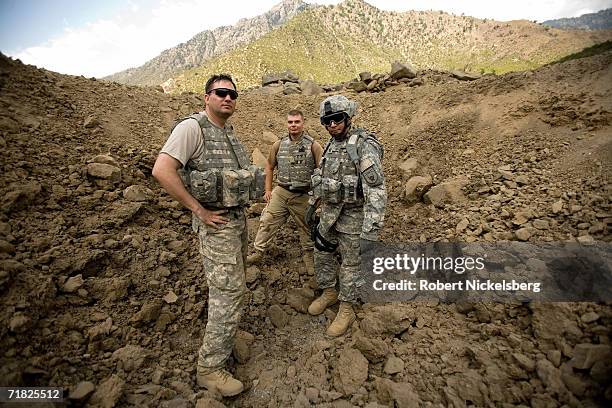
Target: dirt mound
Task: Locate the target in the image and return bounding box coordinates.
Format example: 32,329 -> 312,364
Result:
0,51 -> 611,407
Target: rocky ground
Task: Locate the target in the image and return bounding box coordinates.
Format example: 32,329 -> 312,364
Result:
0,50 -> 611,408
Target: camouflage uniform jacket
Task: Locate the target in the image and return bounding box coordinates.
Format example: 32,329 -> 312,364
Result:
317,127 -> 386,241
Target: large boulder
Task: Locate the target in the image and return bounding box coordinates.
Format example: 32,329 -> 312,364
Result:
262,73 -> 281,86
300,80 -> 323,96
404,175 -> 433,204
252,148 -> 268,168
451,70 -> 481,81
423,177 -> 468,208
334,348 -> 369,395
390,61 -> 417,80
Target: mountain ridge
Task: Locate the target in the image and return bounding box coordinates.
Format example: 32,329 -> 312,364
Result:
103,0 -> 310,86
543,8 -> 612,30
167,0 -> 612,91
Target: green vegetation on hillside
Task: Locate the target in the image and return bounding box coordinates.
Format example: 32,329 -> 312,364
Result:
168,0 -> 612,93
549,40 -> 612,65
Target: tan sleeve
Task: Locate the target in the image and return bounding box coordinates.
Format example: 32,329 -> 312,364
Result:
160,119 -> 204,167
311,141 -> 324,167
267,140 -> 281,169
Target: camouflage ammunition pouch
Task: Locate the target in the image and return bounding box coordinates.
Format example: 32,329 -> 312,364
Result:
321,178 -> 342,203
249,165 -> 265,200
222,169 -> 252,207
179,169 -> 218,203
180,167 -> 263,207
311,168 -> 322,200
342,175 -> 360,204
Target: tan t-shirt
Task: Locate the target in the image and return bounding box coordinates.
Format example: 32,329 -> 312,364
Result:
160,115 -> 206,167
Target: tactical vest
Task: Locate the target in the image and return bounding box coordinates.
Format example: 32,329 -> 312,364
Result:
276,133 -> 315,190
176,113 -> 264,208
312,128 -> 379,205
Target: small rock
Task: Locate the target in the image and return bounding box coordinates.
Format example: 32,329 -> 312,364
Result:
536,359 -> 565,394
88,374 -> 125,408
532,219 -> 550,230
196,397 -> 226,408
0,239 -> 15,254
9,313 -> 30,333
581,311 -> 600,323
570,343 -> 611,370
552,200 -> 564,214
163,291 -> 178,304
287,365 -> 297,378
83,115 -> 100,128
455,218 -> 469,234
92,154 -> 119,166
130,300 -> 162,324
512,353 -> 535,372
233,330 -> 255,364
305,387 -> 320,403
112,345 -> 148,371
87,163 -> 121,182
515,228 -> 531,241
383,355 -> 404,375
245,266 -> 260,284
286,287 -> 315,313
69,381 -> 95,401
62,274 -> 84,293
547,350 -> 562,367
267,304 -> 289,328
398,157 -> 418,178
251,287 -> 266,305
375,378 -> 420,407
123,185 -> 153,202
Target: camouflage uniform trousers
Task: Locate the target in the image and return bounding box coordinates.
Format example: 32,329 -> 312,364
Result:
314,226 -> 364,304
196,208 -> 247,374
253,185 -> 313,252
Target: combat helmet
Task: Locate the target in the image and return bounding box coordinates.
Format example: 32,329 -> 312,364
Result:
319,95 -> 358,126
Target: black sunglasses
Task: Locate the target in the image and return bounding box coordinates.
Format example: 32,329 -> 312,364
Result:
207,88 -> 238,100
320,112 -> 347,126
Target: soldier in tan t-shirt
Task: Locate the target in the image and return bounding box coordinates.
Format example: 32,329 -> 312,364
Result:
152,74 -> 249,397
246,109 -> 323,275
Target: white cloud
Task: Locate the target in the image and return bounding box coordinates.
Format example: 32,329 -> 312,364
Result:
8,0 -> 612,78
11,0 -> 280,78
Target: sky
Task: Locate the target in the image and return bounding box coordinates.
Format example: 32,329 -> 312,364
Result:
1,0 -> 610,78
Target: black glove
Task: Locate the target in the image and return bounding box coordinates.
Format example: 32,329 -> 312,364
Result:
305,204 -> 317,228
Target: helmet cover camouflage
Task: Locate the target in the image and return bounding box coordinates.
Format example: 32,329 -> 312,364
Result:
319,95 -> 358,118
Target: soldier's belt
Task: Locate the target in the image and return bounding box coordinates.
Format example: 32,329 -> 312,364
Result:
278,184 -> 310,194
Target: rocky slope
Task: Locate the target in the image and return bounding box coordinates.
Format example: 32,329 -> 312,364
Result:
0,48 -> 611,407
169,0 -> 612,91
103,0 -> 310,86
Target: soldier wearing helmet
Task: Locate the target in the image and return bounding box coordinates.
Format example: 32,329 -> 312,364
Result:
305,95 -> 386,337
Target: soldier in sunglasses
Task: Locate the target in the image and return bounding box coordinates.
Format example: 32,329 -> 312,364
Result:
153,74 -> 252,397
305,95 -> 386,337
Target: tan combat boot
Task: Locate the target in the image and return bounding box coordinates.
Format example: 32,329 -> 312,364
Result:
246,250 -> 263,266
197,369 -> 244,397
308,288 -> 338,315
326,302 -> 355,337
302,250 -> 314,276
